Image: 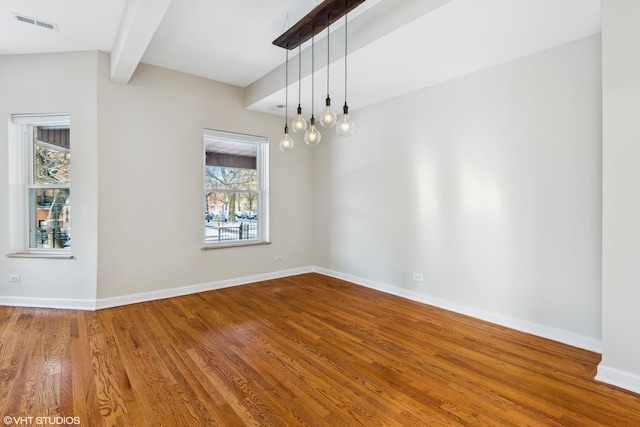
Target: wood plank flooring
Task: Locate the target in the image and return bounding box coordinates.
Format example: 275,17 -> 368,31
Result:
1,273 -> 639,426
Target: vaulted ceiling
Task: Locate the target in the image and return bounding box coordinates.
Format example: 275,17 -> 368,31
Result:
1,0 -> 600,115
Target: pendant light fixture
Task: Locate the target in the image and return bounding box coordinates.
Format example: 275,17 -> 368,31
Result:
336,3 -> 355,137
304,29 -> 322,146
291,39 -> 307,134
319,15 -> 337,128
279,44 -> 294,151
273,0 -> 364,148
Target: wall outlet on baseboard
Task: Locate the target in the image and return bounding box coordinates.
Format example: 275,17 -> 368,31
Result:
9,274 -> 21,282
275,256 -> 283,262
412,272 -> 423,282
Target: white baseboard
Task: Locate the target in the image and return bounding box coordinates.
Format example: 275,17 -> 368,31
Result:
312,266 -> 602,353
0,265 -> 602,355
596,365 -> 640,395
0,296 -> 96,311
95,266 -> 313,310
0,267 -> 312,311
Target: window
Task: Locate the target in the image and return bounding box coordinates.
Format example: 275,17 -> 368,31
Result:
9,114 -> 71,255
203,129 -> 268,247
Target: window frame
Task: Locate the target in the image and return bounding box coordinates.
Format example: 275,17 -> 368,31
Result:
8,113 -> 72,257
202,129 -> 269,249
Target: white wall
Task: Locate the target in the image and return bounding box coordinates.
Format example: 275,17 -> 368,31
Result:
0,51 -> 315,308
314,35 -> 602,347
598,0 -> 640,394
0,52 -> 99,308
96,53 -> 315,301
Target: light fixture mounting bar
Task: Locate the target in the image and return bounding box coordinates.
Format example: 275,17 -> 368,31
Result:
273,0 -> 365,50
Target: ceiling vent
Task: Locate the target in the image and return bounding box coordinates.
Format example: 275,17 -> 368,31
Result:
268,104 -> 286,111
13,12 -> 59,32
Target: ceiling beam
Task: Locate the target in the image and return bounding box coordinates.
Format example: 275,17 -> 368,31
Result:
110,0 -> 173,84
273,0 -> 366,50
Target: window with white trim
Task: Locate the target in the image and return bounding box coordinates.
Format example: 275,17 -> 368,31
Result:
203,129 -> 268,247
9,114 -> 71,254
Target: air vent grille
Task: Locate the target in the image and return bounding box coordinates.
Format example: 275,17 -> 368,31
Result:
15,15 -> 36,25
13,12 -> 59,32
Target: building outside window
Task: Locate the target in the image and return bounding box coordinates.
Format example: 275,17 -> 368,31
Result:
203,129 -> 268,247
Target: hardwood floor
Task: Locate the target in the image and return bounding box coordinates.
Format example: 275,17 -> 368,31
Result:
1,273 -> 639,426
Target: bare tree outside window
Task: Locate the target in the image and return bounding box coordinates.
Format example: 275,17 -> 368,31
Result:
205,167 -> 257,221
32,126 -> 71,249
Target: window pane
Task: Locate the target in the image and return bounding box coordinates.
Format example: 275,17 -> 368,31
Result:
29,188 -> 71,249
204,166 -> 257,191
205,191 -> 258,243
34,127 -> 71,185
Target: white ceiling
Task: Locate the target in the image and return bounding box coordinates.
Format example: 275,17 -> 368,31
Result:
1,0 -> 601,116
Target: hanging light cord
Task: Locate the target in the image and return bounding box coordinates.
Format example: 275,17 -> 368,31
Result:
283,14 -> 290,127
344,9 -> 348,105
285,46 -> 289,125
311,30 -> 315,115
326,15 -> 330,97
298,38 -> 302,108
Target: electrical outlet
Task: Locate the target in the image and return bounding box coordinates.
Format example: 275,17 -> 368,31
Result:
412,272 -> 423,282
275,256 -> 283,262
9,274 -> 21,282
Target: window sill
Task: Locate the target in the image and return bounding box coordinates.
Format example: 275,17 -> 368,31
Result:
6,252 -> 74,259
202,241 -> 271,250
